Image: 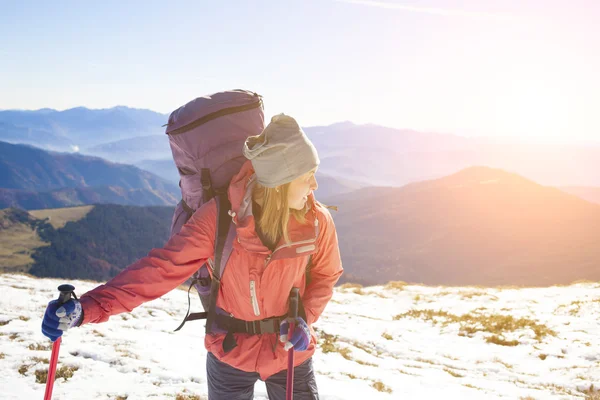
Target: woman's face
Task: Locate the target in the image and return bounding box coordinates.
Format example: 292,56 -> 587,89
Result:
286,168 -> 318,210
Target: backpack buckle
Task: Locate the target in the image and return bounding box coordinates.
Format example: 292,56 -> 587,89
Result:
260,319 -> 275,334
245,318 -> 276,334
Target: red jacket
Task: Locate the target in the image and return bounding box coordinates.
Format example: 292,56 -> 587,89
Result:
79,161 -> 343,379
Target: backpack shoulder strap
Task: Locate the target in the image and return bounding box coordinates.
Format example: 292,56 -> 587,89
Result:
205,194 -> 234,333
173,193 -> 235,332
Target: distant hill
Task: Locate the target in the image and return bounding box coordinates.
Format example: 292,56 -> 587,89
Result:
0,208 -> 50,273
330,166 -> 600,286
134,157 -> 365,199
0,141 -> 179,208
0,186 -> 178,210
304,122 -> 600,187
5,205 -> 174,281
135,159 -> 179,183
0,106 -> 167,151
559,186 -> 600,205
86,134 -> 171,163
304,123 -> 473,186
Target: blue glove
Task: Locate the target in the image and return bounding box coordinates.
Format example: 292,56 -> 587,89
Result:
41,299 -> 83,342
279,317 -> 311,351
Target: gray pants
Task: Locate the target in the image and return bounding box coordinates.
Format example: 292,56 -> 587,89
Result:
206,352 -> 319,400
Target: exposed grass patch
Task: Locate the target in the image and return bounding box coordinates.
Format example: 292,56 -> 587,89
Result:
443,368 -> 464,378
317,330 -> 339,354
0,320 -> 9,326
539,354 -> 547,361
115,345 -> 139,359
381,332 -> 393,340
351,341 -> 380,358
352,288 -> 364,295
458,291 -> 498,300
28,343 -> 52,351
0,353 -> 5,359
493,357 -> 513,369
29,205 -> 93,229
339,348 -> 352,360
0,209 -> 49,271
92,329 -> 105,337
580,384 -> 600,400
486,335 -> 519,346
396,368 -> 419,376
175,393 -> 203,400
56,366 -> 79,382
9,333 -> 19,340
34,369 -> 47,384
35,365 -> 79,384
394,309 -> 556,342
19,316 -> 30,321
339,283 -> 362,289
385,281 -> 408,290
372,380 -> 392,393
356,359 -> 377,367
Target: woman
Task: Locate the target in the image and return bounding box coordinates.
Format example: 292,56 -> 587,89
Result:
42,114 -> 343,400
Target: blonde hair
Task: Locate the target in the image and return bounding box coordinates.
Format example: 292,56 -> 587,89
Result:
252,183 -> 309,246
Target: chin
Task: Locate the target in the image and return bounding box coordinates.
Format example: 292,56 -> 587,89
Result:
289,198 -> 307,211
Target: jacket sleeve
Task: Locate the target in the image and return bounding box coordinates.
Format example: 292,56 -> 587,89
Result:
78,199 -> 217,325
303,205 -> 343,325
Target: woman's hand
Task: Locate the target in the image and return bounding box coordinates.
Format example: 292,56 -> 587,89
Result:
279,317 -> 311,351
41,299 -> 83,342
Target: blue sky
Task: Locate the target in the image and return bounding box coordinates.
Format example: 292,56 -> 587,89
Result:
1,0 -> 599,143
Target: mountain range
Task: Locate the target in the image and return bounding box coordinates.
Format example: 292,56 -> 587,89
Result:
2,107 -> 599,189
2,166 -> 599,286
0,106 -> 167,150
1,106 -> 599,286
0,141 -> 179,209
326,166 -> 600,286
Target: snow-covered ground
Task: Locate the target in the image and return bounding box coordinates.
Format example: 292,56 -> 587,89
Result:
0,274 -> 598,399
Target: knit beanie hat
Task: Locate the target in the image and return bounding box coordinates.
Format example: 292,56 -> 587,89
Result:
242,113 -> 320,188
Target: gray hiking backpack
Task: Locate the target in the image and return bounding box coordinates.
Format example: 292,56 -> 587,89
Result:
164,90 -> 265,333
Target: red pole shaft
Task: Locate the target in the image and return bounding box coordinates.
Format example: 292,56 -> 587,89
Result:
44,337 -> 61,400
286,322 -> 296,400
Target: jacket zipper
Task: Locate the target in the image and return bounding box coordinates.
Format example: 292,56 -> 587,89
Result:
263,217 -> 320,268
250,280 -> 261,316
254,216 -> 320,317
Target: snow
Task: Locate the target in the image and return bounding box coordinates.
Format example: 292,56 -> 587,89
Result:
0,274 -> 599,399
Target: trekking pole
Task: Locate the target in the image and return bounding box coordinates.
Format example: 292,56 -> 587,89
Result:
286,287 -> 300,400
44,284 -> 75,400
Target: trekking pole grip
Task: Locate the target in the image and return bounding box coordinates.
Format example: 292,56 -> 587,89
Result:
57,284 -> 75,304
44,284 -> 76,400
288,287 -> 299,320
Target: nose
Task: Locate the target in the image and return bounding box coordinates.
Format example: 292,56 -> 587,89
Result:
310,175 -> 318,191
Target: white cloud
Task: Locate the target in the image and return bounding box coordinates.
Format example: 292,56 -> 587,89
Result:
70,144 -> 80,152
